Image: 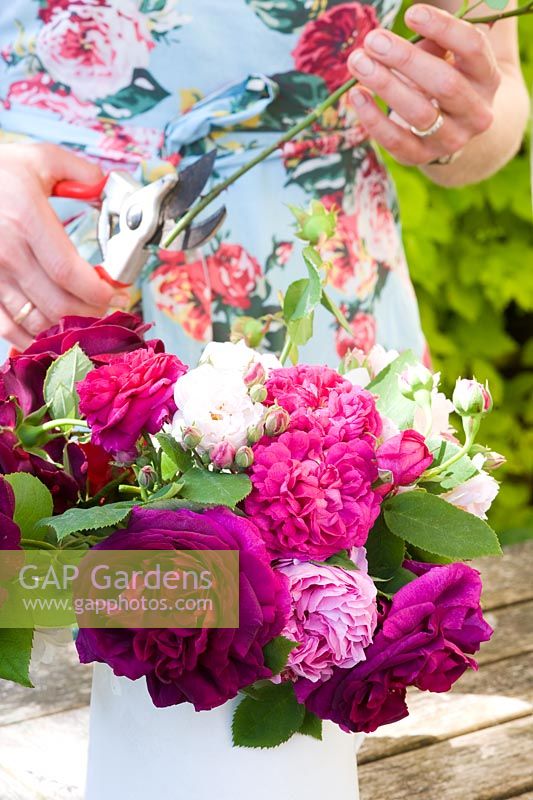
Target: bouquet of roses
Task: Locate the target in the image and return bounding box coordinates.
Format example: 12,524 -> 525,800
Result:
0,204 -> 503,748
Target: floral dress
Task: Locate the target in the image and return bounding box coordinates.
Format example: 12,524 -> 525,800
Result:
0,0 -> 426,366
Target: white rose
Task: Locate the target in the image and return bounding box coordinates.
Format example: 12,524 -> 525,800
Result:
414,390 -> 455,438
36,0 -> 153,101
170,363 -> 265,451
442,472 -> 500,520
199,340 -> 281,377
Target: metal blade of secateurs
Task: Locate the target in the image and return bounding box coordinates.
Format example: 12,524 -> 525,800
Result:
181,206 -> 227,250
164,150 -> 218,219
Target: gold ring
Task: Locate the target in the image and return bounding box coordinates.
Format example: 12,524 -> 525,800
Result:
13,301 -> 35,326
410,100 -> 445,139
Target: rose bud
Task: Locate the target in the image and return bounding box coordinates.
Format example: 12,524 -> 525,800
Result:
182,426 -> 202,450
244,362 -> 266,388
235,446 -> 255,469
249,384 -> 268,404
264,406 -> 291,437
398,364 -> 435,401
138,465 -> 157,490
210,441 -> 236,470
377,430 -> 433,486
453,379 -> 493,418
247,421 -> 265,445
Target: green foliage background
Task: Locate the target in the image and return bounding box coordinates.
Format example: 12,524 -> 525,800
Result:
389,9 -> 533,542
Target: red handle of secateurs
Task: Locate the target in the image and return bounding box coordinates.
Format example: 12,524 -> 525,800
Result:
52,175 -> 109,203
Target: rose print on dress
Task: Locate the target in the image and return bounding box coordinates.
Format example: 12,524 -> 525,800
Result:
353,152 -> 402,266
35,0 -> 154,101
207,243 -> 263,311
292,2 -> 379,91
335,309 -> 377,357
151,251 -> 212,343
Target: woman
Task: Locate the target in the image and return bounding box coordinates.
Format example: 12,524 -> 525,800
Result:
0,0 -> 528,366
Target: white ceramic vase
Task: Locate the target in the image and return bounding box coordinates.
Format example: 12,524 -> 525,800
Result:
86,663 -> 364,800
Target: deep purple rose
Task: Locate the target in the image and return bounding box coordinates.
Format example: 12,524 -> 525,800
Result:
1,312 -> 161,415
377,430 -> 433,486
296,562 -> 492,733
0,476 -> 21,550
78,347 -> 187,458
76,507 -> 291,711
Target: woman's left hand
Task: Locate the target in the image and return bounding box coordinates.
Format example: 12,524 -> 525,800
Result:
348,4 -> 501,166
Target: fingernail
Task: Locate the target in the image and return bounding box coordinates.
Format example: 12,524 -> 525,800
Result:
406,4 -> 431,24
366,32 -> 392,55
350,89 -> 368,108
111,292 -> 130,309
349,51 -> 375,76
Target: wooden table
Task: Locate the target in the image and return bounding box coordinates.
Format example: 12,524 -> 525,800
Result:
0,540 -> 532,800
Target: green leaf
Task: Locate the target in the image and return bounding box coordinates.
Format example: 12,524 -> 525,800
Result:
263,636 -> 299,675
156,434 -> 194,474
424,438 -> 479,492
43,343 -> 93,422
325,550 -> 359,570
3,473 -> 54,540
232,682 -> 305,748
36,501 -> 134,542
365,515 -> 406,579
367,351 -> 419,428
283,248 -> 322,322
0,629 -> 34,688
299,710 -> 323,741
321,289 -> 353,336
287,313 -> 314,347
384,490 -> 502,560
180,469 -> 252,509
377,567 -> 418,598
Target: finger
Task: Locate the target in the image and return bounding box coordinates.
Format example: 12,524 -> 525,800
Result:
404,5 -> 500,88
359,29 -> 489,122
24,143 -> 104,193
0,304 -> 33,350
350,89 -> 435,166
15,244 -> 127,321
349,50 -> 445,135
26,195 -> 125,310
0,280 -> 53,337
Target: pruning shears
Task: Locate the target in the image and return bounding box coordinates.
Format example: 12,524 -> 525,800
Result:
53,151 -> 226,287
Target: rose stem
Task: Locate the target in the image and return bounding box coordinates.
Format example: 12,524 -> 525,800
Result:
162,1 -> 533,249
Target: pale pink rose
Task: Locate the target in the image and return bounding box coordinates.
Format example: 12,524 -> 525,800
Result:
277,560 -> 378,682
366,344 -> 399,378
36,0 -> 153,101
354,152 -> 400,266
6,73 -> 98,123
414,390 -> 455,438
442,472 -> 499,520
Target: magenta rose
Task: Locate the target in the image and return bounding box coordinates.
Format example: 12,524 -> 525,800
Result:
292,2 -> 379,91
0,476 -> 21,550
78,347 -> 187,459
266,364 -> 382,444
277,558 -> 377,682
1,312 -> 160,415
296,562 -> 493,732
245,420 -> 381,559
377,430 -> 433,486
76,507 -> 291,711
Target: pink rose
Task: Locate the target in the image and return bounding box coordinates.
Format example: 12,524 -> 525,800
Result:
278,560 -> 377,682
78,347 -> 187,459
442,473 -> 499,520
36,0 -> 153,101
377,430 -> 433,486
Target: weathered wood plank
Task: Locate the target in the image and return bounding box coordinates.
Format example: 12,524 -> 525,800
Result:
360,652 -> 533,764
0,706 -> 88,800
479,600 -> 533,665
359,715 -> 533,800
475,540 -> 533,610
0,643 -> 92,727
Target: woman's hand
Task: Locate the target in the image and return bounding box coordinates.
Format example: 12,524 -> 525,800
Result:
348,4 -> 501,166
0,143 -> 125,350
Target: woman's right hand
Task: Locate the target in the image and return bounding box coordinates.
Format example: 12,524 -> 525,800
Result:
0,142 -> 128,350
